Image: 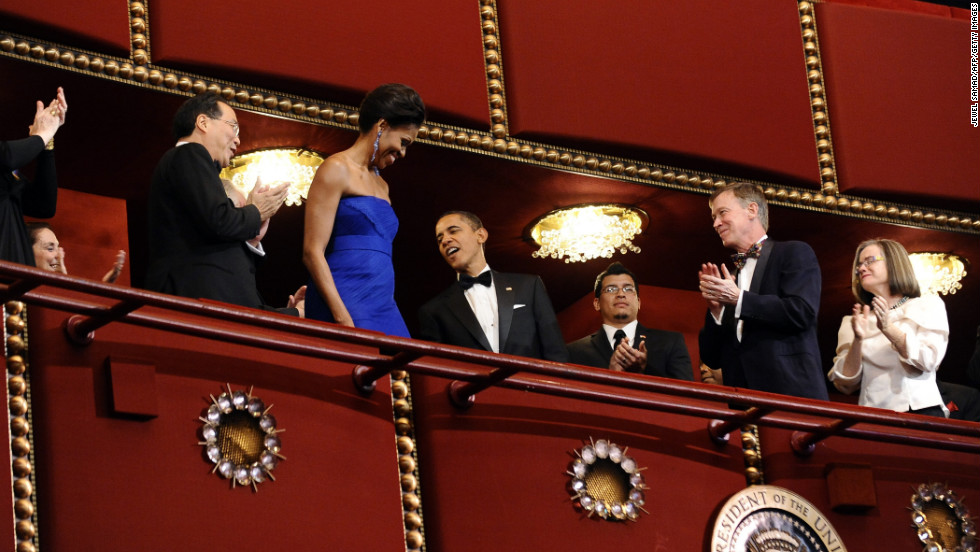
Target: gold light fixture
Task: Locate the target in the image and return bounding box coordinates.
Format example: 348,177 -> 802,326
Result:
908,252 -> 969,295
219,148 -> 325,206
528,204 -> 646,263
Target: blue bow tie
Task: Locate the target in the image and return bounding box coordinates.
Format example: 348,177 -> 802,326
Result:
459,271 -> 492,290
731,241 -> 763,271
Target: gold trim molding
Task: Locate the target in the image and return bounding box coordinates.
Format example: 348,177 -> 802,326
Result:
1,1 -> 977,236
798,1 -> 839,197
4,301 -> 39,552
741,425 -> 765,486
130,2 -> 149,66
392,371 -> 426,551
480,0 -> 508,137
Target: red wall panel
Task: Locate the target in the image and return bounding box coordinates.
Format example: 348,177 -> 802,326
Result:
817,3 -> 980,205
25,306 -> 408,550
0,1 -> 131,55
500,0 -> 819,184
149,0 -> 491,126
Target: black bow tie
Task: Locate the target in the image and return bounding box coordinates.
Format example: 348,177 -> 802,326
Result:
459,271 -> 492,290
731,241 -> 763,271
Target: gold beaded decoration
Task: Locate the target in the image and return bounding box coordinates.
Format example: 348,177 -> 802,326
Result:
480,0 -> 508,136
740,425 -> 765,486
130,2 -> 149,65
5,301 -> 38,552
390,370 -> 426,551
797,1 -> 839,197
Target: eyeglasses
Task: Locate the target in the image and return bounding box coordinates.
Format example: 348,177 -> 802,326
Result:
854,255 -> 884,274
601,284 -> 637,295
210,117 -> 240,137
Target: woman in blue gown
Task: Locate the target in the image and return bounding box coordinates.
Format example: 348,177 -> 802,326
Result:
302,84 -> 425,337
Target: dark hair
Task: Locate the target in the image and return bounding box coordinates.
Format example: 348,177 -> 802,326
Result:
709,182 -> 769,231
172,93 -> 224,141
593,262 -> 637,297
440,210 -> 483,231
851,238 -> 921,304
25,221 -> 54,245
358,84 -> 425,133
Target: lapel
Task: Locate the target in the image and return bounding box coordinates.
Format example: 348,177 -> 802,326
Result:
633,323 -> 648,350
634,323 -> 651,369
591,329 -> 613,360
749,239 -> 774,294
494,271 -> 515,352
446,283 -> 494,352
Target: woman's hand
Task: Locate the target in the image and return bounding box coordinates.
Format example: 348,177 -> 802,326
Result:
850,303 -> 873,340
870,295 -> 893,331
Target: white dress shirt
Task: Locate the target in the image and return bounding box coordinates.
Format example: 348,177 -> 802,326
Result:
602,320 -> 639,350
713,235 -> 767,342
828,295 -> 949,413
461,265 -> 499,353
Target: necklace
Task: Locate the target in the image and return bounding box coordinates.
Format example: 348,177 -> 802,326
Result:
890,296 -> 910,310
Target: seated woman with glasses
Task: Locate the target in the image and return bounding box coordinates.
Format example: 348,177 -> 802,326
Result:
827,238 -> 949,418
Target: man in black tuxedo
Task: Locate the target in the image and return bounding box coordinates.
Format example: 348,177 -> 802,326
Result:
567,262 -> 693,379
698,182 -> 828,400
145,93 -> 301,315
417,211 -> 568,362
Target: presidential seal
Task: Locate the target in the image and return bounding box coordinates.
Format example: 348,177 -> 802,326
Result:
711,485 -> 846,552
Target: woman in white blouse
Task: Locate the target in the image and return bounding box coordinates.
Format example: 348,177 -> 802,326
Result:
828,238 -> 949,417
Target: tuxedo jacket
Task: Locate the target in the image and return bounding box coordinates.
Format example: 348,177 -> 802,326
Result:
417,271 -> 569,362
145,143 -> 295,314
567,323 -> 693,380
699,239 -> 829,400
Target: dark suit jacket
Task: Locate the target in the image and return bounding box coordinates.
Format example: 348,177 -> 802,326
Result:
417,271 -> 568,362
145,143 -> 296,315
1,136 -> 56,265
699,239 -> 828,400
567,323 -> 694,380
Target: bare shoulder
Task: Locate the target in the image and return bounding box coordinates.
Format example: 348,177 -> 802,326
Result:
308,153 -> 355,199
316,153 -> 352,182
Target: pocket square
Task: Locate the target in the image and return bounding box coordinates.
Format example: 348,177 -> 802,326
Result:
514,304 -> 526,309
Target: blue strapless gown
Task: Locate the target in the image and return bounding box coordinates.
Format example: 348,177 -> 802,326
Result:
306,196 -> 409,337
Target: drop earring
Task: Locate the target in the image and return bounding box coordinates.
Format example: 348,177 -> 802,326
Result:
369,128 -> 382,175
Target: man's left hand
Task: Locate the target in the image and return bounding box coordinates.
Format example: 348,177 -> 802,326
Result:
699,263 -> 739,306
609,339 -> 647,372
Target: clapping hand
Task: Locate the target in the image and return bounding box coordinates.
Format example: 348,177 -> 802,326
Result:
29,87 -> 67,144
849,303 -> 874,340
609,338 -> 647,372
699,262 -> 738,317
102,250 -> 127,283
247,175 -> 290,221
870,295 -> 894,331
287,285 -> 307,318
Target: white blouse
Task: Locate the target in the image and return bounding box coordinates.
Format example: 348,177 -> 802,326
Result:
828,295 -> 949,413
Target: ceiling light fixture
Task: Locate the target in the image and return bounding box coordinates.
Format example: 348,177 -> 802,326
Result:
219,148 -> 325,206
908,252 -> 969,296
528,204 -> 646,263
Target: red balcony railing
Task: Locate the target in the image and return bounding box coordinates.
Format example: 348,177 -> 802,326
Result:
3,260 -> 977,456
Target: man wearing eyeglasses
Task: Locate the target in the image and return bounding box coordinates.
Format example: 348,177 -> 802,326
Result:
567,262 -> 693,379
146,93 -> 295,313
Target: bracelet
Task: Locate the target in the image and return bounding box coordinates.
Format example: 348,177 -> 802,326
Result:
45,138 -> 54,151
